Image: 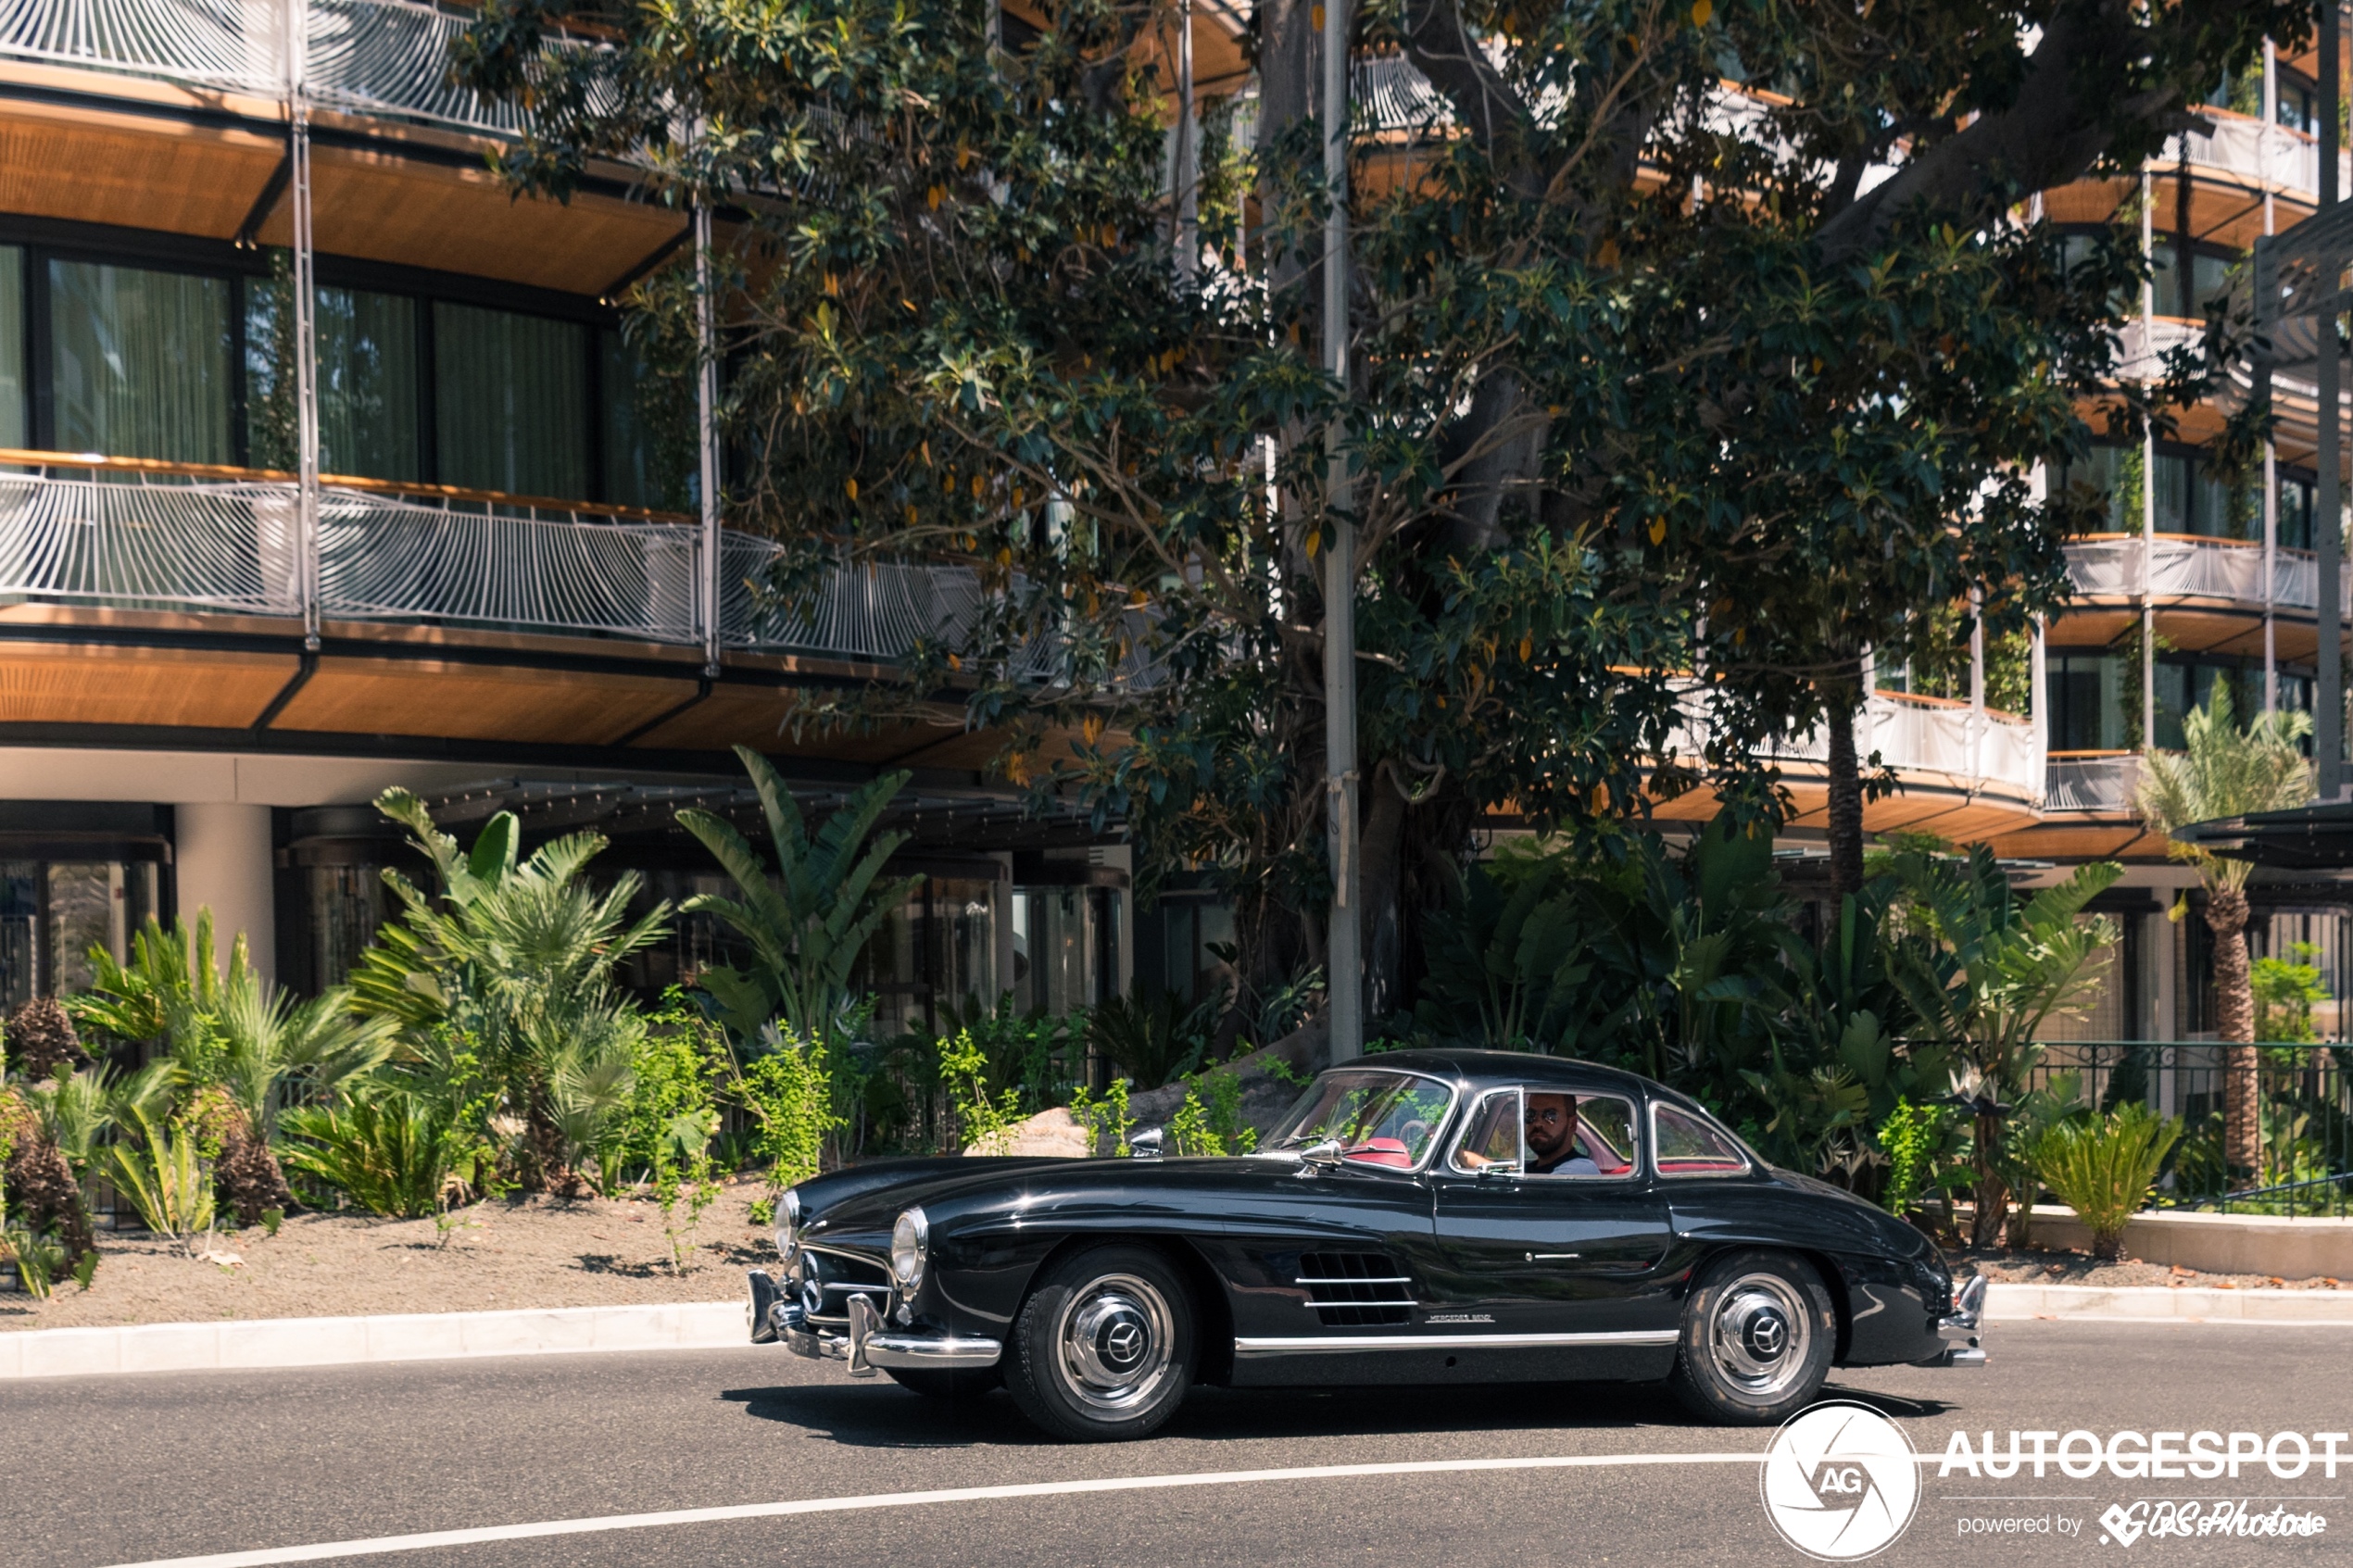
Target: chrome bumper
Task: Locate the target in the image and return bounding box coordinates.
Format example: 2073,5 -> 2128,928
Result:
750,1272 -> 1001,1375
1920,1273 -> 1988,1369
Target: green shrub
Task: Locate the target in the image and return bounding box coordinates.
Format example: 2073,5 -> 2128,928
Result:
106,1111 -> 216,1243
736,1029 -> 841,1186
939,1029 -> 1025,1154
1086,991 -> 1214,1091
2033,1103 -> 2183,1259
280,1095 -> 458,1219
1872,1097 -> 1965,1221
2,1225 -> 64,1298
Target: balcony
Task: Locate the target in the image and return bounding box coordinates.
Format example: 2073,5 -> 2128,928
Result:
2160,111 -> 2349,204
2045,752 -> 2140,815
2063,534 -> 2349,615
1674,688 -> 2044,809
0,454 -> 982,665
0,0 -> 586,141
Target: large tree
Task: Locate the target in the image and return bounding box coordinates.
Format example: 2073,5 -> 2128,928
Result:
455,0 -> 2297,1035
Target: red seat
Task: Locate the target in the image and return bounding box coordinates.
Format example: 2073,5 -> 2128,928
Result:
1344,1136 -> 1413,1168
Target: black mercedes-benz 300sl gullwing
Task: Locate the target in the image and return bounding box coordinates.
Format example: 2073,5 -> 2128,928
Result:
746,1049 -> 1986,1442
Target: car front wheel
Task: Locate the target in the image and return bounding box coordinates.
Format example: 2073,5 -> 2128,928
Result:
1004,1244 -> 1194,1442
1668,1249 -> 1835,1425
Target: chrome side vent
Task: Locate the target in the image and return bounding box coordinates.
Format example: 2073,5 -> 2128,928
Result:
1296,1251 -> 1415,1327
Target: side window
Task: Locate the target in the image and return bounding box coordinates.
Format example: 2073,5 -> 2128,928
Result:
1524,1091 -> 1638,1179
1450,1087 -> 1522,1173
1653,1103 -> 1751,1177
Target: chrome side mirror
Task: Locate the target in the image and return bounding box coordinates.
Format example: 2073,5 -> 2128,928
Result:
1299,1137 -> 1345,1171
1476,1161 -> 1522,1181
1128,1126 -> 1165,1159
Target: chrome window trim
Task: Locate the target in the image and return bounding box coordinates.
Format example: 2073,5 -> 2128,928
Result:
1648,1098 -> 1756,1178
1447,1085 -> 1642,1180
1447,1085 -> 1522,1174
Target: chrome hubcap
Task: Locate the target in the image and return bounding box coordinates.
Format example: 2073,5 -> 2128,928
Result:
1709,1273 -> 1811,1399
1055,1273 -> 1176,1414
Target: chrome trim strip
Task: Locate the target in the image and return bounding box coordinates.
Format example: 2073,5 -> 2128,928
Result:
863,1332 -> 1004,1370
1303,1299 -> 1418,1310
1294,1275 -> 1413,1286
1234,1329 -> 1680,1357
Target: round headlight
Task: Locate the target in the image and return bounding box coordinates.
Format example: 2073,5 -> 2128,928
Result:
773,1188 -> 801,1267
890,1206 -> 928,1298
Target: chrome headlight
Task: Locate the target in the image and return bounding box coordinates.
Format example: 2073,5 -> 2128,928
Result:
890,1207 -> 928,1299
773,1188 -> 802,1268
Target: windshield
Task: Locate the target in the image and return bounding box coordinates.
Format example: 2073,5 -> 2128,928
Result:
1267,1069 -> 1456,1171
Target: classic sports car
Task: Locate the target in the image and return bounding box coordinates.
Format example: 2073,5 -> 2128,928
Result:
747,1049 -> 1986,1442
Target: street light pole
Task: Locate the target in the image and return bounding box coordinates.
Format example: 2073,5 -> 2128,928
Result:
2320,0 -> 2344,799
1321,0 -> 1360,1061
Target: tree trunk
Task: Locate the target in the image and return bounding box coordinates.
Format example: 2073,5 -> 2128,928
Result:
1356,771 -> 1407,1025
2206,884 -> 2261,1177
1825,688 -> 1866,898
1969,1108 -> 2009,1248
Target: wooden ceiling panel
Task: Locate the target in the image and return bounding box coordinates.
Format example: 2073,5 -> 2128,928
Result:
1990,822 -> 2170,861
273,659 -> 695,745
628,684 -> 959,760
0,105 -> 281,240
259,147 -> 686,296
0,644 -> 297,726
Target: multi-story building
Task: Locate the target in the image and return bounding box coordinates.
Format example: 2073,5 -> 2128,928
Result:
0,6 -> 2337,1053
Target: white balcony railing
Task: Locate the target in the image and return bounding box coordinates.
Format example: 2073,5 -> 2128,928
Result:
1678,689 -> 2044,803
2162,112 -> 2351,202
0,468 -> 989,665
0,0 -> 589,140
2064,535 -> 2353,615
2045,753 -> 2141,815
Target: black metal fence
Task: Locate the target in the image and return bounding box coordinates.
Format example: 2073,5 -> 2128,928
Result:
2024,1043 -> 2353,1217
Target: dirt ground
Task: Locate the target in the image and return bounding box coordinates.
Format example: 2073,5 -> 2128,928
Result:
1954,1244 -> 2347,1292
1,1178 -> 776,1332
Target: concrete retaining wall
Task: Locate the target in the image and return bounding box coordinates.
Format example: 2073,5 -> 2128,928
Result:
2020,1204 -> 2353,1279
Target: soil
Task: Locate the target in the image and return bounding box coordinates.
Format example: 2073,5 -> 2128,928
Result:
1,1177 -> 776,1332
1952,1245 -> 2348,1293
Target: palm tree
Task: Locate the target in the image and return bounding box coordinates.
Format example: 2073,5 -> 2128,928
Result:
2135,677 -> 2313,1177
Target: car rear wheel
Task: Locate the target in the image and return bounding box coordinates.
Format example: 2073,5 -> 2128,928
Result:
1004,1245 -> 1194,1442
883,1365 -> 1002,1401
1668,1249 -> 1835,1425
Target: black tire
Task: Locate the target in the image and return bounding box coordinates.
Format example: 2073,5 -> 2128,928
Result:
1668,1248 -> 1836,1426
1003,1244 -> 1195,1442
883,1365 -> 1002,1401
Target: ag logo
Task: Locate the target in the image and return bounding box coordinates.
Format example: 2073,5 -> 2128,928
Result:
1760,1401 -> 1921,1561
2098,1504 -> 2144,1548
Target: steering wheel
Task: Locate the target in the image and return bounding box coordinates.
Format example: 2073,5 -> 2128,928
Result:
1399,1118 -> 1431,1153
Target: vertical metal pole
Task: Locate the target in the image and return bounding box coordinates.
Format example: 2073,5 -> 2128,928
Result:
2141,172 -> 2157,752
2265,38 -> 2280,714
696,204 -> 724,677
1175,0 -> 1197,280
2030,616 -> 2049,809
2322,0 -> 2344,797
1322,0 -> 1359,1062
287,0 -> 320,651
1969,589 -> 1985,782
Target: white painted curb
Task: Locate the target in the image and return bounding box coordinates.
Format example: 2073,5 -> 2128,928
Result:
1983,1282 -> 2353,1326
2,1282 -> 2344,1381
0,1300 -> 748,1380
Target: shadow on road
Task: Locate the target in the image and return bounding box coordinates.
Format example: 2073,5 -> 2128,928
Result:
714,1375 -> 1919,1449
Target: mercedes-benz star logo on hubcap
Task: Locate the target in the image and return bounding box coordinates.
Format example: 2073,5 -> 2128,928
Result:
1749,1313 -> 1787,1358
1101,1320 -> 1145,1368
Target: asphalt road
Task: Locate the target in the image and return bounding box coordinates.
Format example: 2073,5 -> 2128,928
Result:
5,1321 -> 2347,1568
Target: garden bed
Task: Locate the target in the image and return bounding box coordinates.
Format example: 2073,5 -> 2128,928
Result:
0,1178 -> 774,1332
1953,1244 -> 2347,1293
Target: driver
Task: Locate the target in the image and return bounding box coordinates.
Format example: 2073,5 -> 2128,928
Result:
1526,1093 -> 1599,1176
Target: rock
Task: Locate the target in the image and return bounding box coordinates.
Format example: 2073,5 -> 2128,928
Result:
964,1107 -> 1096,1159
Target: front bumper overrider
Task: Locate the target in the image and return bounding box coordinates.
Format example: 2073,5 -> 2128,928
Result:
1916,1273 -> 1988,1368
747,1270 -> 1001,1376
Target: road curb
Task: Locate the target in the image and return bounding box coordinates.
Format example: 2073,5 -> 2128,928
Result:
1983,1281 -> 2353,1325
3,1281 -> 2345,1380
0,1300 -> 749,1380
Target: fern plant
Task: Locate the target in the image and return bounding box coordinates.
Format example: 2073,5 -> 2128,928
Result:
279,1093 -> 460,1220
106,1110 -> 216,1245
2033,1104 -> 2183,1259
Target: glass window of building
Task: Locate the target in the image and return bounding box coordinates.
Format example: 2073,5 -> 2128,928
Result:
2045,652 -> 2132,751
49,259 -> 233,464
0,858 -> 160,1009
2278,78 -> 2319,135
2049,443 -> 2137,533
2280,470 -> 2314,550
0,247 -> 22,447
599,327 -> 686,511
433,303 -> 589,499
247,281 -> 421,481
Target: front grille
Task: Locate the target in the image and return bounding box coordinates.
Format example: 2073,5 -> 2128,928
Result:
1296,1251 -> 1416,1327
799,1247 -> 893,1326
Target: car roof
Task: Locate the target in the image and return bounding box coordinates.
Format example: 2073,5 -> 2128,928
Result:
1339,1047 -> 1660,1100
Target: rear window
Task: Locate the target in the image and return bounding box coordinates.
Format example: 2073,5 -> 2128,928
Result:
1652,1103 -> 1750,1176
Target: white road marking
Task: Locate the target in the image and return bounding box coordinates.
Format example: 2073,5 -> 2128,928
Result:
103,1450 -> 1776,1568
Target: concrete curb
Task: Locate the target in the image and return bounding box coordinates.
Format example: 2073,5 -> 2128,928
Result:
3,1282 -> 2344,1380
1984,1282 -> 2353,1326
0,1300 -> 748,1380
